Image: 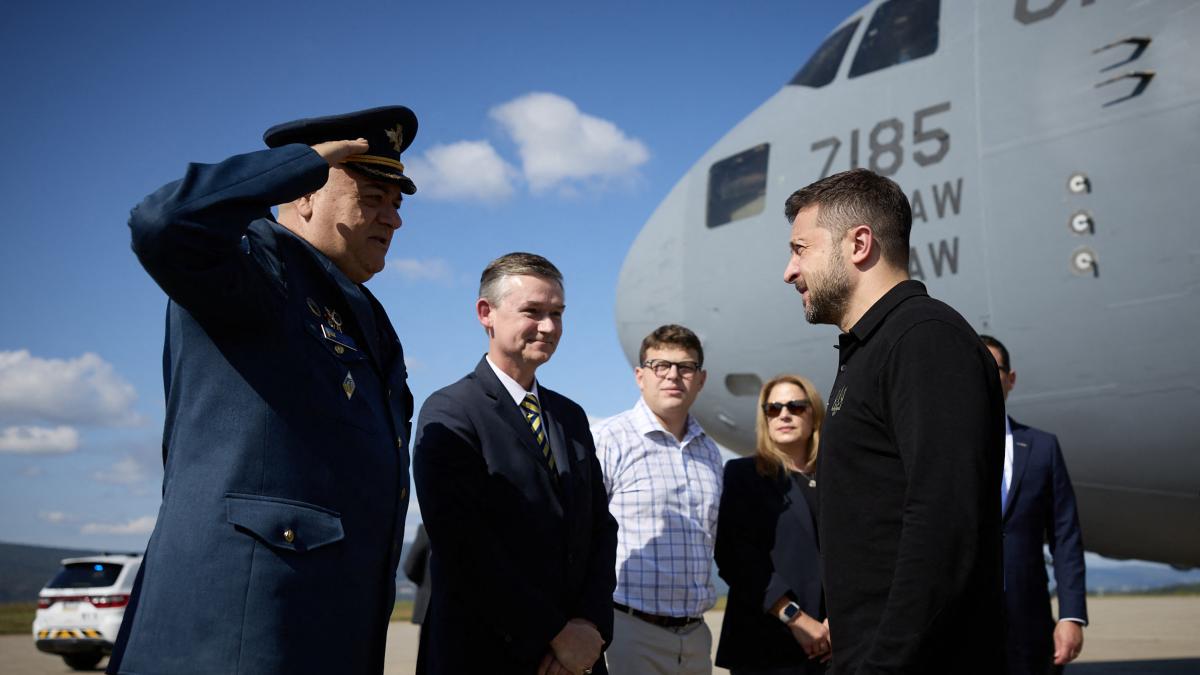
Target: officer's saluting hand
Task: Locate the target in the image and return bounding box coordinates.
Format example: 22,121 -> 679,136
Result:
312,137 -> 369,164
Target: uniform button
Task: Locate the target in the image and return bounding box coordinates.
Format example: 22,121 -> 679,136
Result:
283,529 -> 295,543
400,487 -> 408,500
334,345 -> 345,355
397,437 -> 403,448
387,388 -> 392,397
839,365 -> 846,372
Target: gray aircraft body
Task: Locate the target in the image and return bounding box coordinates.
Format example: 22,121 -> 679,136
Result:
615,0 -> 1200,568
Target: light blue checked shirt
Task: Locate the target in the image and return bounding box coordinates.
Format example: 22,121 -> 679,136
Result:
592,397 -> 724,618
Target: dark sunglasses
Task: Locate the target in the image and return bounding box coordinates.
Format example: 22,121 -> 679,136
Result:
762,400 -> 810,418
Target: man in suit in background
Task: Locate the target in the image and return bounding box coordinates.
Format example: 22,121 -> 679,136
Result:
981,335 -> 1088,674
413,252 -> 618,675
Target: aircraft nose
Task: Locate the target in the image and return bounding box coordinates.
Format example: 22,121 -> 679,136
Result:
614,179 -> 689,367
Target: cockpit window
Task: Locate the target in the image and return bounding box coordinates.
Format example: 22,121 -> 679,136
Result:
707,144 -> 769,229
848,0 -> 940,79
789,19 -> 860,88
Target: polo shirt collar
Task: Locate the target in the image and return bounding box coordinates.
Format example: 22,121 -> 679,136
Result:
844,280 -> 929,346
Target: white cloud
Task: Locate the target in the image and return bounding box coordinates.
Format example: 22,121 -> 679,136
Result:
490,92 -> 650,192
0,425 -> 79,454
406,140 -> 517,201
388,257 -> 454,284
0,350 -> 140,427
81,515 -> 157,536
39,511 -> 72,524
93,456 -> 148,485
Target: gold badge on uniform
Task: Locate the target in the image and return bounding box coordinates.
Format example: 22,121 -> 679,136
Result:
343,372 -> 356,399
385,124 -> 404,152
324,307 -> 343,332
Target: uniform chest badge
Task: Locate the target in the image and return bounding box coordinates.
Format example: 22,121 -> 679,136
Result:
829,385 -> 847,416
320,323 -> 359,354
306,297 -> 321,317
343,372 -> 356,399
324,307 -> 343,333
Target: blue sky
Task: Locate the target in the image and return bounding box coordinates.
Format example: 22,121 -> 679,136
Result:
0,0 -> 853,550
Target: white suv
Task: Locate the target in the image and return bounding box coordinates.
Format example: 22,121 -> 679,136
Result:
32,553 -> 142,671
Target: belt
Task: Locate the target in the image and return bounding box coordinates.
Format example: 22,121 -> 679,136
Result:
613,602 -> 702,628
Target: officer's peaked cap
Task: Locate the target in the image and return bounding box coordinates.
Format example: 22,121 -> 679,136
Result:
263,106 -> 418,195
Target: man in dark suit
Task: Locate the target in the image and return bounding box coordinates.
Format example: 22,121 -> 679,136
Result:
109,107 -> 419,674
413,253 -> 618,675
982,336 -> 1088,674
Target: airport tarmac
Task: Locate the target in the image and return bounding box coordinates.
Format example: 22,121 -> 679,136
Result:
2,596 -> 1198,674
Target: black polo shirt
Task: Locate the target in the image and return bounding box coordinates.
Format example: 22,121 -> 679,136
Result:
817,280 -> 1006,674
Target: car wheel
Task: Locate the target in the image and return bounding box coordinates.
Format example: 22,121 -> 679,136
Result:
62,652 -> 103,670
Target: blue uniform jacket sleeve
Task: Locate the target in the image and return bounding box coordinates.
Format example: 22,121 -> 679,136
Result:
128,144 -> 329,324
1048,435 -> 1088,623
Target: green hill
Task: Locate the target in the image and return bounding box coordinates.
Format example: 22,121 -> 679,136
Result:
0,542 -> 108,603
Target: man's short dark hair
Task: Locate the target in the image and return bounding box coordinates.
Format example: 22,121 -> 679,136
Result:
479,252 -> 563,304
979,334 -> 1010,372
638,324 -> 704,367
783,168 -> 912,268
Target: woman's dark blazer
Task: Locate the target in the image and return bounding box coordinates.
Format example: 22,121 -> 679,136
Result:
715,456 -> 824,671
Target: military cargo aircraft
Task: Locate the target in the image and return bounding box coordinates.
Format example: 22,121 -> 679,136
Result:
615,0 -> 1200,568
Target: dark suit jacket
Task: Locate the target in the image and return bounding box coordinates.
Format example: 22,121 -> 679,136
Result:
412,358 -> 618,674
109,145 -> 412,675
1003,418 -> 1087,675
715,458 -> 824,673
403,524 -> 432,625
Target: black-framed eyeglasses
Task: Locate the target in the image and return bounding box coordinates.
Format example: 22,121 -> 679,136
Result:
641,359 -> 701,378
762,400 -> 810,418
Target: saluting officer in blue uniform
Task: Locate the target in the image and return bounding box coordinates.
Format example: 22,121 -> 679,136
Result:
108,107 -> 419,675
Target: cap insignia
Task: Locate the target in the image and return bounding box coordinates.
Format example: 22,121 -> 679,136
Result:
385,124 -> 405,152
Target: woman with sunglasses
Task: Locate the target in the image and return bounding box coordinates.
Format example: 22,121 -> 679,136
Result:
715,374 -> 830,674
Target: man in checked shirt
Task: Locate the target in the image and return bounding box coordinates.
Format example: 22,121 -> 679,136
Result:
592,324 -> 724,675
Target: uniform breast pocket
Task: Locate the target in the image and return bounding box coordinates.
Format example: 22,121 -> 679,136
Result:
225,492 -> 344,553
303,321 -> 376,431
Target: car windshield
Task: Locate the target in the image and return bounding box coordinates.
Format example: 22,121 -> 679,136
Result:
46,562 -> 123,589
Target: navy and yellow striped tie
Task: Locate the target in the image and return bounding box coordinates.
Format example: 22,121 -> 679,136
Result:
520,393 -> 557,474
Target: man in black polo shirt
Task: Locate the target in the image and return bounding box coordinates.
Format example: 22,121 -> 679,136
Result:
782,168 -> 1005,674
